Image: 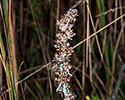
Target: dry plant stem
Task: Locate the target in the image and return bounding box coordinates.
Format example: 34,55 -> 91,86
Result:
119,0 -> 124,44
72,13 -> 125,49
0,54 -> 9,87
0,54 -> 13,100
111,4 -> 124,93
82,0 -> 86,93
0,14 -> 13,98
20,83 -> 26,100
111,22 -> 125,94
114,0 -> 118,41
82,60 -> 85,92
93,70 -> 106,91
86,0 -> 93,83
18,61 -> 24,74
0,3 -> 4,88
86,1 -> 104,62
8,0 -> 18,92
95,7 -> 125,17
113,22 -> 125,68
91,19 -> 99,46
88,37 -> 92,82
70,0 -> 82,9
16,62 -> 52,85
56,0 -> 60,33
72,63 -> 82,74
86,0 -> 89,69
0,4 -> 12,88
74,75 -> 83,91
19,64 -> 44,75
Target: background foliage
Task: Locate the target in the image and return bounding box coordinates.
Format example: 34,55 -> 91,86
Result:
0,0 -> 125,100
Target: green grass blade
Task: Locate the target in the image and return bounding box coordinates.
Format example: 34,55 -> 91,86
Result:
2,0 -> 8,27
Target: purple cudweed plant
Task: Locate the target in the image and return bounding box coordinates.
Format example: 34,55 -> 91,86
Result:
53,9 -> 78,100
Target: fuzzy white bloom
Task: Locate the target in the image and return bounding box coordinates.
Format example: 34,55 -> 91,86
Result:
53,8 -> 78,100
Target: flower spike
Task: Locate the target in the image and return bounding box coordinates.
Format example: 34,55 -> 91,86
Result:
53,8 -> 78,100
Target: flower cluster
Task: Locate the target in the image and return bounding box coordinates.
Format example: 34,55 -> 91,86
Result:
52,9 -> 78,100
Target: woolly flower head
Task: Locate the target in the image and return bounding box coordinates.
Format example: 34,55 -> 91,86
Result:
56,9 -> 78,32
53,8 -> 78,100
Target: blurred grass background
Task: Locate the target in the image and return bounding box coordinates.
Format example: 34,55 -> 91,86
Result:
0,0 -> 125,100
